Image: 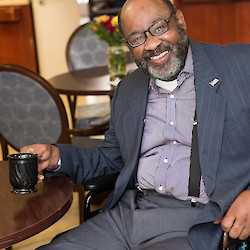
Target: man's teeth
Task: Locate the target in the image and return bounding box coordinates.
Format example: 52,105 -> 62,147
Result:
150,50 -> 169,60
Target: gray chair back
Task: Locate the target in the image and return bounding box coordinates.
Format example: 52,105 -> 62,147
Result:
0,64 -> 70,152
66,23 -> 108,71
65,23 -> 111,133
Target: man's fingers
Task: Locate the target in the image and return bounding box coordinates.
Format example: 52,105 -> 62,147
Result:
20,144 -> 59,171
221,204 -> 249,240
38,174 -> 45,183
221,210 -> 236,233
226,218 -> 243,239
213,215 -> 224,224
20,144 -> 44,156
20,145 -> 34,153
219,190 -> 250,240
238,227 -> 250,240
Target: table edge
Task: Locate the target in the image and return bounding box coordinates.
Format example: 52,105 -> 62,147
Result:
0,178 -> 73,249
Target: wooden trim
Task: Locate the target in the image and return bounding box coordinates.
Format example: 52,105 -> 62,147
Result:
0,6 -> 22,22
178,0 -> 217,4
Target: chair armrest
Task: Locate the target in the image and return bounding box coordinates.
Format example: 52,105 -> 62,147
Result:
84,172 -> 119,193
83,173 -> 119,221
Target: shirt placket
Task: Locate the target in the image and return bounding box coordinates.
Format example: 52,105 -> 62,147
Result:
154,89 -> 178,194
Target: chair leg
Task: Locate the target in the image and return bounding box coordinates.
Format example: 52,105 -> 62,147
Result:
73,184 -> 84,224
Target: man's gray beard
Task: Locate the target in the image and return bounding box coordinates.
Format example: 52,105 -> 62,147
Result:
135,25 -> 189,81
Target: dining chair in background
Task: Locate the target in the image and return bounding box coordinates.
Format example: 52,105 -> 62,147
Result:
65,22 -> 111,133
0,64 -> 108,224
66,23 -> 108,71
66,22 -> 134,71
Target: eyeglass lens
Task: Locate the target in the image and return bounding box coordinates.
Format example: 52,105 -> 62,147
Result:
128,19 -> 169,47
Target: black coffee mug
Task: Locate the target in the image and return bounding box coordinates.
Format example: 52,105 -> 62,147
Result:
8,153 -> 38,194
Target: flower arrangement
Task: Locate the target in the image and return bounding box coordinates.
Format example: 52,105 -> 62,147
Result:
88,15 -> 124,46
88,15 -> 126,81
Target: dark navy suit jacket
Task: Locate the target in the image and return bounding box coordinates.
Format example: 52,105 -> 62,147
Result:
50,40 -> 250,249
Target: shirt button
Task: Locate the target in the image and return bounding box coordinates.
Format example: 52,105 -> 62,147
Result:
163,158 -> 168,163
170,94 -> 174,99
169,121 -> 174,126
158,186 -> 163,191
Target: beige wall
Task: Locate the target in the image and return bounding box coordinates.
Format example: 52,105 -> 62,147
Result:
31,0 -> 81,79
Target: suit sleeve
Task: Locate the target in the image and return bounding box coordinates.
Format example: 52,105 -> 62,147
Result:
44,84 -> 124,184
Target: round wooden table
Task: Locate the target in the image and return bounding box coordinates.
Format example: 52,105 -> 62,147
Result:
49,66 -> 115,126
49,63 -> 137,126
49,66 -> 115,96
0,161 -> 73,249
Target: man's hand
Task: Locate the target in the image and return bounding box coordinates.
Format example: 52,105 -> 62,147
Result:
214,189 -> 250,240
20,144 -> 60,180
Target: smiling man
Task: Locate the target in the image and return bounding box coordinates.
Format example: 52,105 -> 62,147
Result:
22,0 -> 250,249
120,0 -> 189,81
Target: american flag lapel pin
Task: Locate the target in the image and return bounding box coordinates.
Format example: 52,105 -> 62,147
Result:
209,78 -> 220,87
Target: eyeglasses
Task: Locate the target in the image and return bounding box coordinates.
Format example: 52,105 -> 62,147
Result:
126,14 -> 173,48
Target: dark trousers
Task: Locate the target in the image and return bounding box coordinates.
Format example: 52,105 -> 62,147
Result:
37,189 -> 205,250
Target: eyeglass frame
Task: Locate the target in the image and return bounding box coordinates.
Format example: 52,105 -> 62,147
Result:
125,14 -> 174,48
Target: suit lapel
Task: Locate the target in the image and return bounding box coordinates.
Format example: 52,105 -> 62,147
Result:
121,69 -> 149,151
190,40 -> 227,195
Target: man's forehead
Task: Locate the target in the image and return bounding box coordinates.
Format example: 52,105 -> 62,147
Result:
121,0 -> 170,17
120,0 -> 171,35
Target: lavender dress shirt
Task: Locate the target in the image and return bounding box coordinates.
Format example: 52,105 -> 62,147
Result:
137,47 -> 209,204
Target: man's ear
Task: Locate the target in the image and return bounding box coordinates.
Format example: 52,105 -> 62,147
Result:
176,10 -> 187,30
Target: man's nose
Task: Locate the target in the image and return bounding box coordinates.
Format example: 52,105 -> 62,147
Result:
143,32 -> 162,51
